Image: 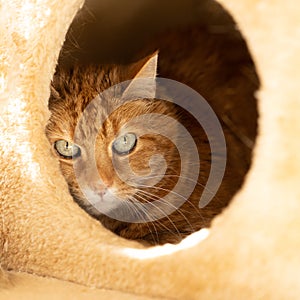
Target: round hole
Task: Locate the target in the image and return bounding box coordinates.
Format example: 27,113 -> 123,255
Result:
49,0 -> 259,245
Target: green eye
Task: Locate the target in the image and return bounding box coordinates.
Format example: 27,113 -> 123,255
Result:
112,133 -> 137,155
54,140 -> 81,159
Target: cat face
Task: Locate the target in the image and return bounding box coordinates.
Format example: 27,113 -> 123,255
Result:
46,54 -> 185,222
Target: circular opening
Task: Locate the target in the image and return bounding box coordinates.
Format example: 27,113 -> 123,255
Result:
47,0 -> 259,245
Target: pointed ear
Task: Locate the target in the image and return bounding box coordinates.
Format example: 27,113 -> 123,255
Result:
122,52 -> 158,100
49,83 -> 61,103
132,51 -> 158,79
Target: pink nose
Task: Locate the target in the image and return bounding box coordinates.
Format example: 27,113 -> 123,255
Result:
92,182 -> 108,197
97,188 -> 108,197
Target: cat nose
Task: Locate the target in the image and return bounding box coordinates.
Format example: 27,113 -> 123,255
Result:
97,188 -> 107,197
93,182 -> 108,196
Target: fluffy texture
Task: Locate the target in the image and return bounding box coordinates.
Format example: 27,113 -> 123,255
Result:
0,0 -> 300,299
45,49 -> 252,245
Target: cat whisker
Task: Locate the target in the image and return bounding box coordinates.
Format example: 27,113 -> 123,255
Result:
135,173 -> 221,201
135,183 -> 188,203
125,196 -> 147,222
138,174 -> 202,186
146,186 -> 207,226
127,196 -> 159,244
136,189 -> 196,233
130,198 -> 161,244
133,193 -> 183,242
179,197 -> 207,224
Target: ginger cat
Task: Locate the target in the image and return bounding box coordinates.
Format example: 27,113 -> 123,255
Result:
46,49 -> 256,245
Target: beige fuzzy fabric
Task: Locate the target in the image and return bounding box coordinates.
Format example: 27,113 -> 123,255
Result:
0,0 -> 300,299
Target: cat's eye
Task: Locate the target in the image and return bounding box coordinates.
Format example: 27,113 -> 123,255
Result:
112,133 -> 137,155
54,140 -> 81,159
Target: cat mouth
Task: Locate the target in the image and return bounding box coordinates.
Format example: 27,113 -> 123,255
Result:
81,188 -> 125,215
78,188 -> 160,223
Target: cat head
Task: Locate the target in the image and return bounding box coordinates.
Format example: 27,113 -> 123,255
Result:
46,53 -> 194,223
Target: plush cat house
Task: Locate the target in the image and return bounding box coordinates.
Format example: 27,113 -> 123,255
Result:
1,0 -> 299,299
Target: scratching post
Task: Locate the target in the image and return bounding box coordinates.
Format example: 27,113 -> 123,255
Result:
0,0 -> 299,298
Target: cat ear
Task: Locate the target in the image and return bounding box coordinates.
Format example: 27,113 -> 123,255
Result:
132,51 -> 158,79
50,85 -> 60,99
122,52 -> 158,100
